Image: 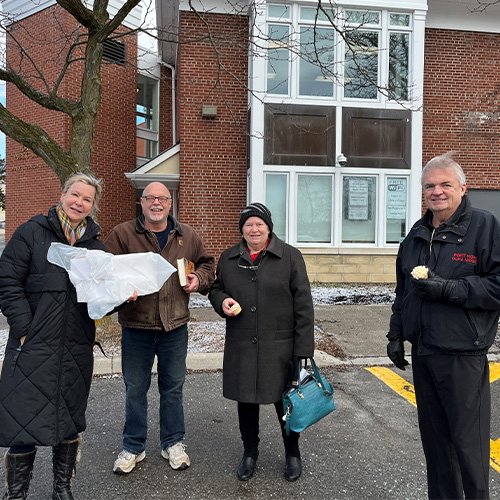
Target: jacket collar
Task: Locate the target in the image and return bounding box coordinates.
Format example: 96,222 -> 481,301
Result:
413,196 -> 471,242
135,214 -> 182,235
33,206 -> 101,243
227,233 -> 284,260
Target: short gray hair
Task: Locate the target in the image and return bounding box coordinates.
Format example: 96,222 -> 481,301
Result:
62,172 -> 103,217
421,152 -> 466,186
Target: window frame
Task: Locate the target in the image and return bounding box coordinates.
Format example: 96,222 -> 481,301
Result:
263,4 -> 414,104
136,74 -> 159,163
262,167 -> 410,248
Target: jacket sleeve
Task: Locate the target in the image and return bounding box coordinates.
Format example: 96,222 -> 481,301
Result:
290,248 -> 314,357
459,219 -> 500,310
387,250 -> 405,340
0,225 -> 35,340
104,227 -> 127,256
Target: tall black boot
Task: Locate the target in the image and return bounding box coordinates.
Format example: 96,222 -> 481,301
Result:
274,401 -> 302,481
52,438 -> 80,500
3,449 -> 36,500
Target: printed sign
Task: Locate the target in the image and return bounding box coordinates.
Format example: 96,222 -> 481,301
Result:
386,178 -> 407,219
348,178 -> 369,220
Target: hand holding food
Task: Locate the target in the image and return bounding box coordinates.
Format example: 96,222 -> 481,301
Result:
223,298 -> 242,316
411,265 -> 429,280
230,303 -> 242,315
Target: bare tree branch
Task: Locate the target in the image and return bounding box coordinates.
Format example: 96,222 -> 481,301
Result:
101,0 -> 142,39
0,103 -> 76,179
0,68 -> 78,114
56,0 -> 101,31
0,0 -> 145,181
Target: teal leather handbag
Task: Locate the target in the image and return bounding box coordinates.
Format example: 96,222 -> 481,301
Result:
282,357 -> 336,435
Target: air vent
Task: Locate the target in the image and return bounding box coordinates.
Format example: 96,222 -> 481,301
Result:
103,39 -> 126,65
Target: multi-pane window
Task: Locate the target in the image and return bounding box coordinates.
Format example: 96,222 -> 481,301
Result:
388,14 -> 411,101
260,5 -> 416,248
265,4 -> 412,102
296,175 -> 333,243
264,171 -> 409,246
265,173 -> 288,240
343,10 -> 380,99
267,24 -> 290,95
342,176 -> 377,243
386,177 -> 408,244
136,75 -> 158,162
344,30 -> 379,99
299,26 -> 335,96
136,75 -> 157,130
298,5 -> 336,97
265,172 -> 409,246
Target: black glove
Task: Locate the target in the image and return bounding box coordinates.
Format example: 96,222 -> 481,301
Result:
412,270 -> 460,302
387,338 -> 409,371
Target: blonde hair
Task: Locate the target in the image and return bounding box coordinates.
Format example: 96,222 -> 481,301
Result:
62,172 -> 103,217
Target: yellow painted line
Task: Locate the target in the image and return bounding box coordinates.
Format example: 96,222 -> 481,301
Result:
490,362 -> 500,384
366,363 -> 500,474
492,439 -> 500,474
366,366 -> 416,407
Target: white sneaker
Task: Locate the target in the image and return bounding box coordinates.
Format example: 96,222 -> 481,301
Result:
113,450 -> 146,475
161,442 -> 190,470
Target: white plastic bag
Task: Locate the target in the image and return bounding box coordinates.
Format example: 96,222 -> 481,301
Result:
47,242 -> 177,319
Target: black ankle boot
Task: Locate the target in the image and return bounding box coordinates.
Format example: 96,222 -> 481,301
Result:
237,454 -> 258,481
52,439 -> 80,500
284,455 -> 302,482
3,449 -> 36,500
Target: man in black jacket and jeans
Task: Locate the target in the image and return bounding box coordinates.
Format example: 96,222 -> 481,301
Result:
387,152 -> 500,499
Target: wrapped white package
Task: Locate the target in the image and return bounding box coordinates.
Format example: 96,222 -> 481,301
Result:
47,242 -> 177,319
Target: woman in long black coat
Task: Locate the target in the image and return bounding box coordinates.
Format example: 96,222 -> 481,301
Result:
209,203 -> 314,482
0,172 -> 105,500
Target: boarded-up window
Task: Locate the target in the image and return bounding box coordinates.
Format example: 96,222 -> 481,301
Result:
342,108 -> 411,168
264,104 -> 335,165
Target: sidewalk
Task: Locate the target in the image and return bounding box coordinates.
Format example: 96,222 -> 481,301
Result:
2,298 -> 499,374
92,303 -> 500,375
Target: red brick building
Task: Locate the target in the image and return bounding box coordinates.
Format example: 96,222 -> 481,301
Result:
3,0 -> 500,282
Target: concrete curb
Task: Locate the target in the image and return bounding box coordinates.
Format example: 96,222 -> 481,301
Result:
90,350 -> 500,376
1,352 -> 498,376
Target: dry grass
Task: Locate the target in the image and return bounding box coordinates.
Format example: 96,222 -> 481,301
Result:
94,316 -> 345,359
95,316 -> 122,355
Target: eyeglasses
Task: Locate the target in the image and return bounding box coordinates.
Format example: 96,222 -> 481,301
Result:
141,195 -> 172,204
238,251 -> 265,272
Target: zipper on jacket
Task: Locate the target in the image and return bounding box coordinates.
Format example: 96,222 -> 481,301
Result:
427,228 -> 436,265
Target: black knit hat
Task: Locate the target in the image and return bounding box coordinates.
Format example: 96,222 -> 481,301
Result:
239,202 -> 273,233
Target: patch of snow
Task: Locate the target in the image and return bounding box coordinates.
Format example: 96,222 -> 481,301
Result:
189,284 -> 396,308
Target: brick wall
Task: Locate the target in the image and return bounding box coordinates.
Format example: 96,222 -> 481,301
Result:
177,11 -> 249,258
5,5 -> 137,239
423,29 -> 500,187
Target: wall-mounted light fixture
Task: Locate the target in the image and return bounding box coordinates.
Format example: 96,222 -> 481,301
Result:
201,104 -> 217,118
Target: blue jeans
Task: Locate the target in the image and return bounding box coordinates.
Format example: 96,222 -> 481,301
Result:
121,325 -> 188,454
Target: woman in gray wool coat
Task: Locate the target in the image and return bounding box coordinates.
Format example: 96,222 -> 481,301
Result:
209,203 -> 314,482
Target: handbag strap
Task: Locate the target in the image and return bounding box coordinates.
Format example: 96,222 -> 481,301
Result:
296,357 -> 333,396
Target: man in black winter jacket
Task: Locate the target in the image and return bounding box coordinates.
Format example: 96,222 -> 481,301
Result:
387,152 -> 500,500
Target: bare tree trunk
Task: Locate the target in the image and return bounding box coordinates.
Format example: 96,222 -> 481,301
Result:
70,36 -> 104,173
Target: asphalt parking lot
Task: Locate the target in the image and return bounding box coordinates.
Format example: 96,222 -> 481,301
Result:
2,366 -> 498,500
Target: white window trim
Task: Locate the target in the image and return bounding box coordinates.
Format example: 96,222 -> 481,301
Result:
249,1 -> 426,250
